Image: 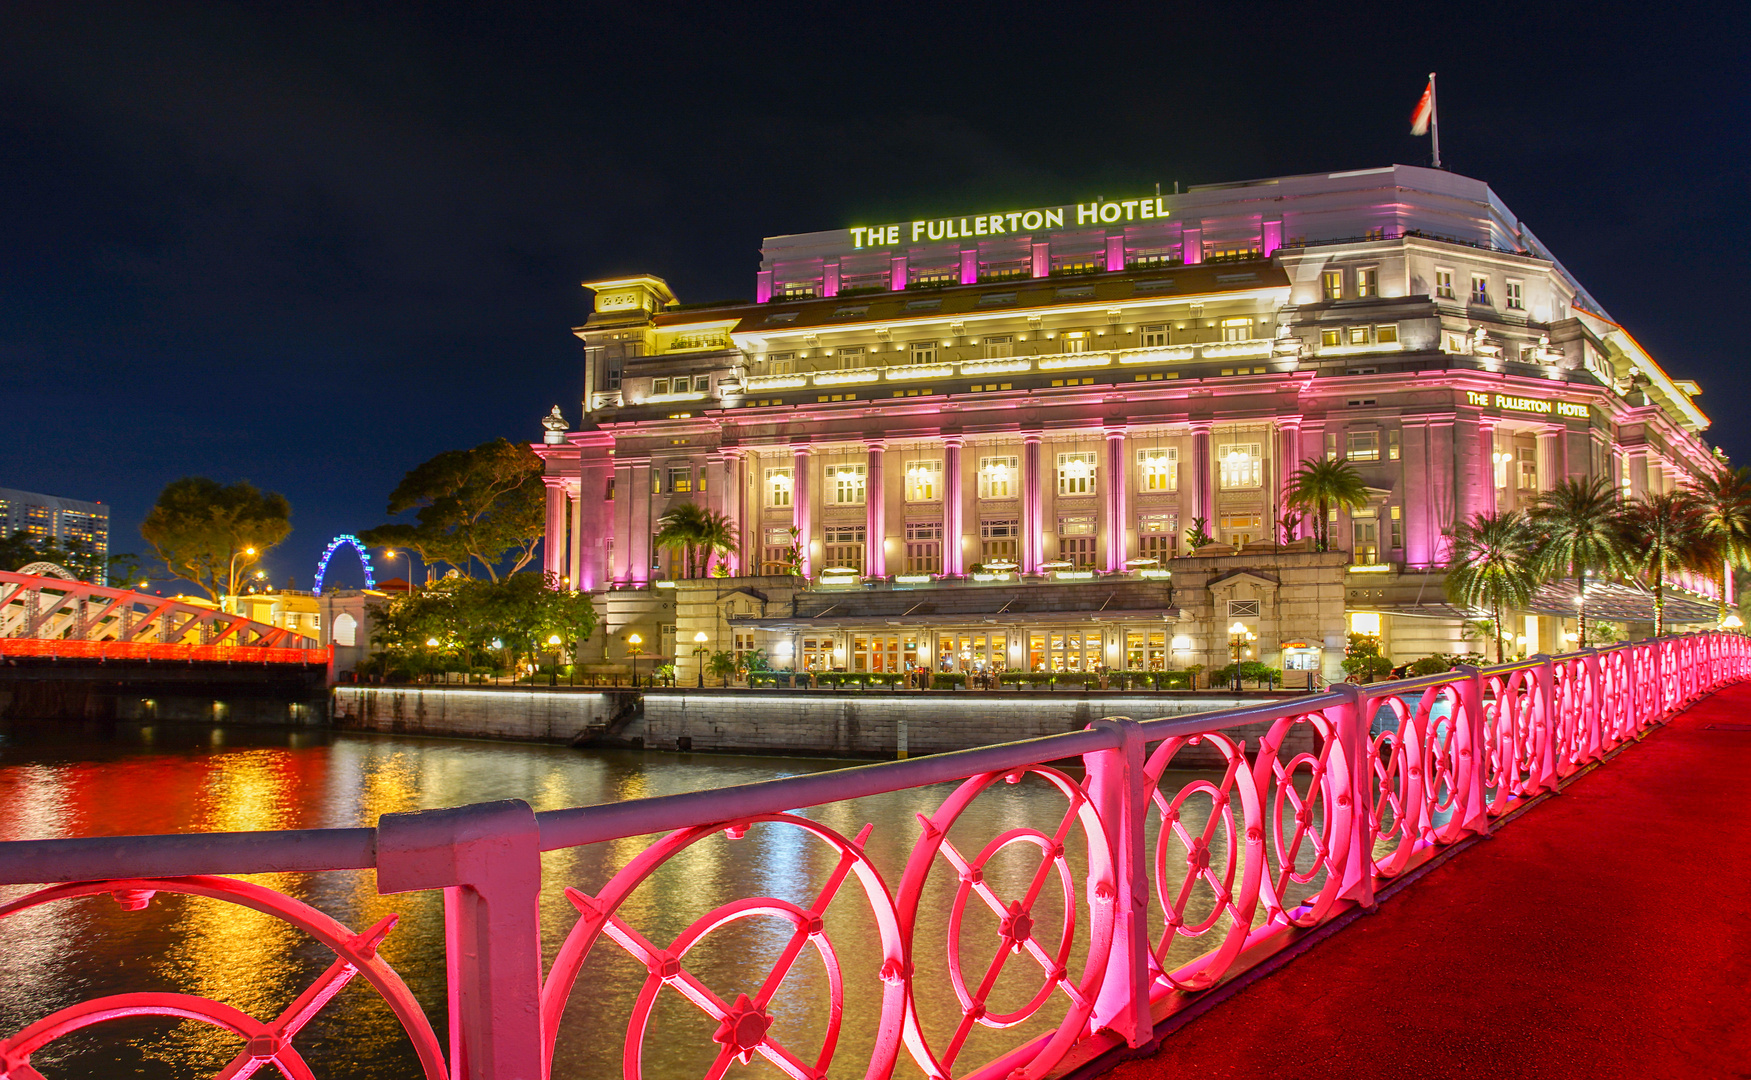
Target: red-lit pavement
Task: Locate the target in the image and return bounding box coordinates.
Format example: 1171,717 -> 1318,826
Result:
1100,681 -> 1751,1080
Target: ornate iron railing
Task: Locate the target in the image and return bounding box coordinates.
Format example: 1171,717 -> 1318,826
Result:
0,632 -> 1743,1079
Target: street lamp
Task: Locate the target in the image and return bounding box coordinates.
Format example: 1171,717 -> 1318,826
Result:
626,633 -> 644,688
225,546 -> 257,613
693,630 -> 709,688
385,549 -> 415,592
1228,621 -> 1256,692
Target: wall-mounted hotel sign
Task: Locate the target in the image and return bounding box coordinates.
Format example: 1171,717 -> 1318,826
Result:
849,197 -> 1170,249
1467,390 -> 1590,419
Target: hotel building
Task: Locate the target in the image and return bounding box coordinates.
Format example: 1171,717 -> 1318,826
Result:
0,487 -> 110,582
537,165 -> 1719,683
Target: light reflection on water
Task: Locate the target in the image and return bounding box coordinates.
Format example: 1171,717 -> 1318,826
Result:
0,721 -> 1330,1078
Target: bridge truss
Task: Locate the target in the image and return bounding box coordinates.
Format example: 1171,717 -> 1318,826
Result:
0,570 -> 329,665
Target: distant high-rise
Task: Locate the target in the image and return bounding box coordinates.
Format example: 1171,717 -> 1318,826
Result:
0,487 -> 110,582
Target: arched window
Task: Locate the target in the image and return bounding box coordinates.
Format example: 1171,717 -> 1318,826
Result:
333,612 -> 357,647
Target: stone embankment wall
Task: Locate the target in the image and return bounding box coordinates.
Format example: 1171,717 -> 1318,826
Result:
642,689 -> 1311,762
332,686 -> 623,743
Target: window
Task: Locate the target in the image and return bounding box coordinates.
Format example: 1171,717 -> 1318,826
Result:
978,455 -> 1018,498
766,467 -> 793,507
1134,372 -> 1178,381
1139,512 -> 1178,560
1322,270 -> 1343,300
1125,629 -> 1169,669
1346,431 -> 1380,462
1435,270 -> 1455,300
1326,432 -> 1338,460
823,526 -> 865,572
781,283 -> 816,300
1217,443 -> 1263,489
1137,447 -> 1179,492
605,475 -> 616,501
1060,535 -> 1096,569
1517,446 -> 1537,490
1220,318 -> 1252,342
1059,515 -> 1096,536
984,335 -> 1014,358
762,526 -> 793,574
800,637 -> 835,672
1376,323 -> 1399,344
667,466 -> 692,493
1132,325 -> 1164,350
1227,599 -> 1261,618
905,459 -> 942,501
1353,517 -> 1380,564
734,631 -> 758,665
767,352 -> 795,375
1321,328 -> 1341,347
1505,280 -> 1524,310
1062,331 -> 1091,353
980,519 -> 1019,564
969,382 -> 1013,393
1057,451 -> 1097,495
1389,505 -> 1403,550
1344,326 -> 1367,346
817,393 -> 857,403
1357,267 -> 1378,298
1220,515 -> 1262,546
1471,275 -> 1491,305
827,463 -> 866,505
910,342 -> 937,366
837,346 -> 866,370
652,378 -> 670,396
1388,429 -> 1401,461
1028,630 -> 1102,673
905,521 -> 942,574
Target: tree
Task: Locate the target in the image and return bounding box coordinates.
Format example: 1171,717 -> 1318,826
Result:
0,533 -> 42,572
362,439 -> 545,582
1285,458 -> 1370,552
1529,477 -> 1629,647
1445,511 -> 1538,663
655,502 -> 709,579
1688,464 -> 1751,624
139,478 -> 292,603
1618,491 -> 1718,637
1278,511 -> 1302,546
707,649 -> 739,687
1185,517 -> 1215,551
1341,633 -> 1394,682
695,509 -> 740,577
367,572 -> 597,680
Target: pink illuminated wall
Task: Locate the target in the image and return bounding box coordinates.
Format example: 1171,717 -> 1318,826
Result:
1031,243 -> 1050,278
1262,220 -> 1283,257
755,271 -> 773,304
1104,236 -> 1124,273
823,263 -> 841,298
1182,227 -> 1203,265
959,249 -> 977,285
889,257 -> 908,292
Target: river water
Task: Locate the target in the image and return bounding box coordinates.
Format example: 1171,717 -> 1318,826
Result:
0,721 -> 1280,1079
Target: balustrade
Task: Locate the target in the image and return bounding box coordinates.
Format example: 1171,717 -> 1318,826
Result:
0,632 -> 1743,1079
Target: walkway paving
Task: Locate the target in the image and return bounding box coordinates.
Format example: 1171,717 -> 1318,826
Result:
1104,681 -> 1751,1080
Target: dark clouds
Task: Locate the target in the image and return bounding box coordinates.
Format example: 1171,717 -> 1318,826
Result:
1,1 -> 1746,587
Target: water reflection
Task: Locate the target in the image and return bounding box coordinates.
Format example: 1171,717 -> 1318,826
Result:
0,721 -> 1332,1079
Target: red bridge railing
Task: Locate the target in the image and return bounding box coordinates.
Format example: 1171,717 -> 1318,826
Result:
0,632 -> 1743,1079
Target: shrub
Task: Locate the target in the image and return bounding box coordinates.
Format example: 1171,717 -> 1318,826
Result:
930,672 -> 967,690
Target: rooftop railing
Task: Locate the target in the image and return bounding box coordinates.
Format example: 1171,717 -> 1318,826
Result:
0,632 -> 1742,1078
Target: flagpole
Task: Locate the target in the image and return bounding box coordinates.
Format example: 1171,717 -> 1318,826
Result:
1429,71 -> 1442,169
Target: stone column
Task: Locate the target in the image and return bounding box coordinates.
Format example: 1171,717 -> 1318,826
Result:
542,478 -> 568,582
943,436 -> 965,576
865,441 -> 887,577
720,450 -> 744,576
1427,418 -> 1457,560
628,457 -> 653,586
612,460 -> 634,585
1022,431 -> 1043,574
1190,421 -> 1214,532
566,482 -> 584,589
1400,419 -> 1431,568
1537,426 -> 1562,493
1275,416 -> 1301,541
1104,426 -> 1128,572
792,443 -> 813,578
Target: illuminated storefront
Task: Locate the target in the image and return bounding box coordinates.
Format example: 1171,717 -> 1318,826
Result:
538,165 -> 1720,682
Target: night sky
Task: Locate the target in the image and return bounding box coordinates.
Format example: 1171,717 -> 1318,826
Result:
3,2 -> 1747,590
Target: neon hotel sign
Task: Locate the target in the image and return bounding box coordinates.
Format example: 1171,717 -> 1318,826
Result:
1467,390 -> 1590,418
849,197 -> 1170,249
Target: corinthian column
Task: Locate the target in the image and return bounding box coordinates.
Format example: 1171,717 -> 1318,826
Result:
866,441 -> 886,577
943,436 -> 964,576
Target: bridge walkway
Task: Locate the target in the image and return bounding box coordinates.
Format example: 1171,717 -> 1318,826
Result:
1101,681 -> 1751,1080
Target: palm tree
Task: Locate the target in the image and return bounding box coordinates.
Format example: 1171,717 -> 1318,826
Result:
1528,476 -> 1629,646
1688,464 -> 1751,623
1445,511 -> 1539,663
695,509 -> 740,577
655,502 -> 709,578
1618,491 -> 1719,637
1285,458 -> 1370,552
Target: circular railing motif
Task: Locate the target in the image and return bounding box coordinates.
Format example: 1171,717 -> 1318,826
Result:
0,876 -> 443,1080
1252,710 -> 1352,929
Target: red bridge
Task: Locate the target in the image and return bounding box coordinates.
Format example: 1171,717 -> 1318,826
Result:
0,632 -> 1743,1078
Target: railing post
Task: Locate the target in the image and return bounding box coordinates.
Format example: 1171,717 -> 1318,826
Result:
1084,717 -> 1153,1048
1329,684 -> 1378,911
1453,666 -> 1490,835
1581,648 -> 1605,763
1533,655 -> 1559,792
379,799 -> 546,1080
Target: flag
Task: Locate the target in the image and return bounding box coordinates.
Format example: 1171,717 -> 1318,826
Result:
1410,79 -> 1435,136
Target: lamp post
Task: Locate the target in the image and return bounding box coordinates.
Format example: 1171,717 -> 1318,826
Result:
548,634 -> 564,686
386,549 -> 416,593
1228,621 -> 1255,692
627,633 -> 644,688
225,546 -> 257,613
693,631 -> 709,688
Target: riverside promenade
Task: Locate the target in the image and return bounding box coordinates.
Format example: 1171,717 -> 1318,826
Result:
1102,680 -> 1751,1080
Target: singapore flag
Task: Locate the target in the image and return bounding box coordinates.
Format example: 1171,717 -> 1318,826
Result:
1410,78 -> 1435,136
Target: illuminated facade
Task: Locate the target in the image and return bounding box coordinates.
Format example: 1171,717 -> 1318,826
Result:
538,165 -> 1719,682
0,487 -> 109,580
